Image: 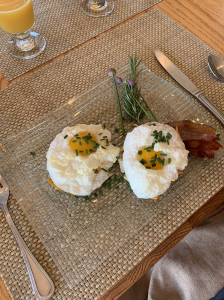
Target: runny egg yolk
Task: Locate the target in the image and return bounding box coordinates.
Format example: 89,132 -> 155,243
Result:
138,147 -> 164,170
69,132 -> 98,156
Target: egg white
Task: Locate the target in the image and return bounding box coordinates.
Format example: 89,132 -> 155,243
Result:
47,124 -> 120,196
121,123 -> 189,199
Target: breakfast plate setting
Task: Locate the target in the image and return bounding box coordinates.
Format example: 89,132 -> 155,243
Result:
0,61 -> 224,288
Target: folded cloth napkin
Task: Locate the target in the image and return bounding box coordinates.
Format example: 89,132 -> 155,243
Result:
147,219 -> 224,300
210,286 -> 224,300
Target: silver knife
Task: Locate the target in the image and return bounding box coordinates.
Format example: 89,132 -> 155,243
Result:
154,49 -> 224,126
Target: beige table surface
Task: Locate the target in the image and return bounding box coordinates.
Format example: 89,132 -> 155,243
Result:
0,0 -> 224,299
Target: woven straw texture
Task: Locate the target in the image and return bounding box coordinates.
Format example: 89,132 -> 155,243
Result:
0,9 -> 224,300
0,0 -> 161,81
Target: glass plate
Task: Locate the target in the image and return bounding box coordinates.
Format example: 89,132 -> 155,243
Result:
1,62 -> 223,287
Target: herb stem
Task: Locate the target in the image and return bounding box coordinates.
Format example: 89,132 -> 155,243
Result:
134,87 -> 158,122
112,76 -> 125,135
133,94 -> 153,122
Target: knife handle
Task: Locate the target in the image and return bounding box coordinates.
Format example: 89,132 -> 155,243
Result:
194,91 -> 224,127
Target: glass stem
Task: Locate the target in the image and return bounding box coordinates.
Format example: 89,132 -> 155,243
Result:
14,30 -> 36,52
89,0 -> 106,9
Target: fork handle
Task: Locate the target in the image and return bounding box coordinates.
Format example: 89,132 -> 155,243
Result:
1,204 -> 54,300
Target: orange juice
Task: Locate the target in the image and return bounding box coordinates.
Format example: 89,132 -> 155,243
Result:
0,0 -> 34,34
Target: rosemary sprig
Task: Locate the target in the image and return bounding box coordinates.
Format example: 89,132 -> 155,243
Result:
122,53 -> 157,123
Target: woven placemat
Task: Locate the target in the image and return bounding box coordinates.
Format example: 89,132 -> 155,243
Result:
1,8 -> 224,300
0,0 -> 161,81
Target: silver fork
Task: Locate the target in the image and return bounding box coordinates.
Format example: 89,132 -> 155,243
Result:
0,175 -> 54,300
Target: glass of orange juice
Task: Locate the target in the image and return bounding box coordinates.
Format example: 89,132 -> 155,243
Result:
81,0 -> 114,17
0,0 -> 46,59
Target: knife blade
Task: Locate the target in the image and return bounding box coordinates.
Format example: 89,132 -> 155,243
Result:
154,49 -> 224,126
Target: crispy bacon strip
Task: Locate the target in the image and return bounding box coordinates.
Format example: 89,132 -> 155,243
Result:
185,140 -> 223,158
167,120 -> 222,158
167,120 -> 216,135
178,130 -> 220,142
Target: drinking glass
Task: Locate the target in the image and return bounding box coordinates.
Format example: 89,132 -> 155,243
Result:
81,0 -> 114,17
0,0 -> 46,59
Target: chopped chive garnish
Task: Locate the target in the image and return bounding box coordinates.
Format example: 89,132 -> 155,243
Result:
95,122 -> 99,125
166,133 -> 172,139
74,195 -> 79,198
93,143 -> 100,150
116,156 -> 120,160
106,144 -> 110,146
84,139 -> 88,145
94,193 -> 98,197
103,136 -> 107,138
30,152 -> 35,156
112,143 -> 116,146
119,177 -> 124,182
79,151 -> 84,153
146,166 -> 151,169
79,142 -> 82,145
85,149 -> 88,154
102,168 -> 107,172
138,150 -> 142,155
167,140 -> 169,145
147,149 -> 151,152
84,196 -> 90,201
75,134 -> 79,137
103,123 -> 105,129
151,163 -> 156,167
99,190 -> 103,195
151,143 -> 155,149
151,123 -> 156,126
101,146 -> 106,149
100,139 -> 105,141
162,159 -> 165,166
76,137 -> 81,140
107,181 -> 111,189
102,182 -> 107,187
168,158 -> 171,164
114,174 -> 117,181
110,123 -> 115,127
115,128 -> 119,133
140,159 -> 147,165
99,133 -> 103,135
64,135 -> 68,139
126,181 -> 132,189
89,149 -> 93,153
115,186 -> 119,189
72,140 -> 77,143
75,149 -> 78,156
216,134 -> 220,137
157,157 -> 162,164
160,153 -> 167,156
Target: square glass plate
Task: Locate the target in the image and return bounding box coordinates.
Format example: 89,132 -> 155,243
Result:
1,62 -> 224,287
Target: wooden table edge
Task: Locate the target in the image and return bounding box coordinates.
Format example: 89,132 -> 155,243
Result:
99,186 -> 224,300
